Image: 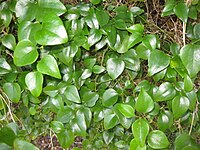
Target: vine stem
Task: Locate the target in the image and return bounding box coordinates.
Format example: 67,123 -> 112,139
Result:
189,101 -> 199,135
183,22 -> 186,46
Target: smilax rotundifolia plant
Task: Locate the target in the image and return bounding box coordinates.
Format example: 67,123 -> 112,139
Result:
0,0 -> 200,149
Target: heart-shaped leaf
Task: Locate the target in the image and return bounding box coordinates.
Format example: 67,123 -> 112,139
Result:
25,71 -> 43,97
174,3 -> 189,23
157,110 -> 173,131
14,40 -> 38,66
117,103 -> 135,118
180,44 -> 200,78
35,14 -> 68,45
106,58 -> 125,80
135,88 -> 154,113
132,118 -> 149,147
64,85 -> 81,103
184,74 -> 193,92
147,130 -> 169,149
148,50 -> 170,76
172,95 -> 190,119
88,29 -> 102,46
37,55 -> 61,79
102,89 -> 118,107
2,34 -> 16,50
3,83 -> 21,103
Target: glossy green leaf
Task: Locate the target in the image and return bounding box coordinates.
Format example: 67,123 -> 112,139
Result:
0,58 -> 12,75
90,0 -> 102,5
25,71 -> 43,97
128,33 -> 143,48
104,110 -> 118,129
57,130 -> 74,148
37,0 -> 66,16
134,80 -> 151,93
107,26 -> 117,48
0,9 -> 12,27
2,34 -> 16,50
103,131 -> 114,145
14,139 -> 39,150
148,50 -> 170,76
115,19 -> 127,30
37,55 -> 61,79
154,82 -> 176,101
174,133 -> 200,150
81,69 -> 92,80
0,124 -> 16,146
147,130 -> 169,149
117,35 -> 129,53
93,65 -> 105,74
180,44 -> 200,78
130,139 -> 146,150
117,103 -> 134,118
184,74 -> 193,92
88,29 -> 102,46
83,91 -> 99,107
106,58 -> 125,80
135,88 -> 154,113
193,23 -> 200,39
157,110 -> 173,131
3,83 -> 21,103
174,3 -> 189,23
130,6 -> 144,17
43,85 -> 58,97
18,21 -> 41,44
142,35 -> 157,50
172,95 -> 190,119
51,121 -> 64,134
127,24 -> 144,34
35,14 -> 68,45
132,118 -> 149,147
64,85 -> 81,103
161,0 -> 175,17
136,43 -> 150,60
186,90 -> 197,111
56,107 -> 74,123
102,89 -> 118,107
96,9 -> 109,27
14,40 -> 38,66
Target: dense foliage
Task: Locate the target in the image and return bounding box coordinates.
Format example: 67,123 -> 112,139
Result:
0,0 -> 200,149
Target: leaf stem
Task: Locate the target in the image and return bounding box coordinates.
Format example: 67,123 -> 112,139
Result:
189,101 -> 199,135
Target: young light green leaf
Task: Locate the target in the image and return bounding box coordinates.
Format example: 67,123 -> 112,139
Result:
174,3 -> 189,23
35,14 -> 68,45
184,74 -> 193,92
117,103 -> 135,118
2,34 -> 16,50
92,65 -> 105,74
14,40 -> 38,66
148,50 -> 170,76
64,85 -> 81,103
135,88 -> 154,113
147,130 -> 170,149
3,83 -> 21,103
157,110 -> 173,131
132,118 -> 149,147
25,71 -> 43,97
127,24 -> 144,34
180,44 -> 200,78
172,95 -> 190,119
37,55 -> 61,79
0,58 -> 12,75
106,58 -> 125,80
14,139 -> 39,150
102,89 -> 118,107
130,139 -> 146,150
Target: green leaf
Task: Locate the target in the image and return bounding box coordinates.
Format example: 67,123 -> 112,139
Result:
154,82 -> 176,101
64,85 -> 81,103
0,9 -> 12,27
43,85 -> 58,97
35,14 -> 68,45
174,133 -> 200,150
107,26 -> 117,48
184,74 -> 193,92
88,29 -> 102,46
174,3 -> 189,23
57,130 -> 74,148
0,124 -> 16,146
127,24 -> 144,34
14,40 -> 38,66
147,130 -> 170,149
130,139 -> 146,150
117,103 -> 135,118
180,44 -> 200,78
25,71 -> 43,97
14,139 -> 39,150
18,21 -> 41,44
37,55 -> 61,79
2,34 -> 16,50
161,0 -> 175,17
0,58 -> 12,75
81,69 -> 92,80
93,65 -> 105,74
172,95 -> 190,119
90,0 -> 102,5
128,33 -> 143,48
102,89 -> 118,107
104,110 -> 118,129
157,110 -> 173,131
148,50 -> 170,76
83,91 -> 99,107
136,43 -> 150,60
51,121 -> 64,134
142,34 -> 157,50
37,0 -> 66,16
132,118 -> 149,147
193,23 -> 200,39
106,58 -> 125,80
3,83 -> 21,103
189,5 -> 198,20
130,7 -> 144,17
103,131 -> 114,145
135,88 -> 154,113
116,35 -> 129,53
96,9 -> 109,27
56,107 -> 74,123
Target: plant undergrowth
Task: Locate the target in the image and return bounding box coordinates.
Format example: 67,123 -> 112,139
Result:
0,0 -> 200,149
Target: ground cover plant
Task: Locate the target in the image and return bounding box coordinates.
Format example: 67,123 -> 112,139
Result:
0,0 -> 200,149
